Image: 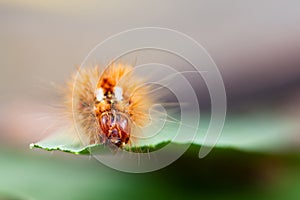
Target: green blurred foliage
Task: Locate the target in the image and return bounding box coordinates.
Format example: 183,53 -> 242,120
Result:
1,145 -> 300,200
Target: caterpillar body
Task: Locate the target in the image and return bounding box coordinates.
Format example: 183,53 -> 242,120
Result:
64,64 -> 153,148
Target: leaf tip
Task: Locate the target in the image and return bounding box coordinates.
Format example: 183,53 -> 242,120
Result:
29,143 -> 35,149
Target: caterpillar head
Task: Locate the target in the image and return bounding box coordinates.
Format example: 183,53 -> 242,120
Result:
99,111 -> 130,147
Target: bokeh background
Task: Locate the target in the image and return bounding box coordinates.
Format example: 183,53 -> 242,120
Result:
0,1 -> 300,199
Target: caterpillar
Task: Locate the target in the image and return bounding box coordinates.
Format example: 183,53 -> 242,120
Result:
63,63 -> 154,148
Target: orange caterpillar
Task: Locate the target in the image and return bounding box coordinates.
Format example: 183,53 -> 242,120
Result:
64,64 -> 153,148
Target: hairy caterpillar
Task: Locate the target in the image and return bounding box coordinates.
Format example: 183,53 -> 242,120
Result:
63,63 -> 154,148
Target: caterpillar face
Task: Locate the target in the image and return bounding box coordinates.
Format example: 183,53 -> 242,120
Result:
99,111 -> 130,147
94,86 -> 131,147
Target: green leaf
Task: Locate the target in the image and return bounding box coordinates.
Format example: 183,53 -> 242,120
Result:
30,111 -> 296,155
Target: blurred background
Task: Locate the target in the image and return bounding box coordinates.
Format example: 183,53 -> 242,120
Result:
0,0 -> 300,199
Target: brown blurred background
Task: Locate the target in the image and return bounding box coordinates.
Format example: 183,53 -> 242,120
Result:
1,0 -> 299,148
